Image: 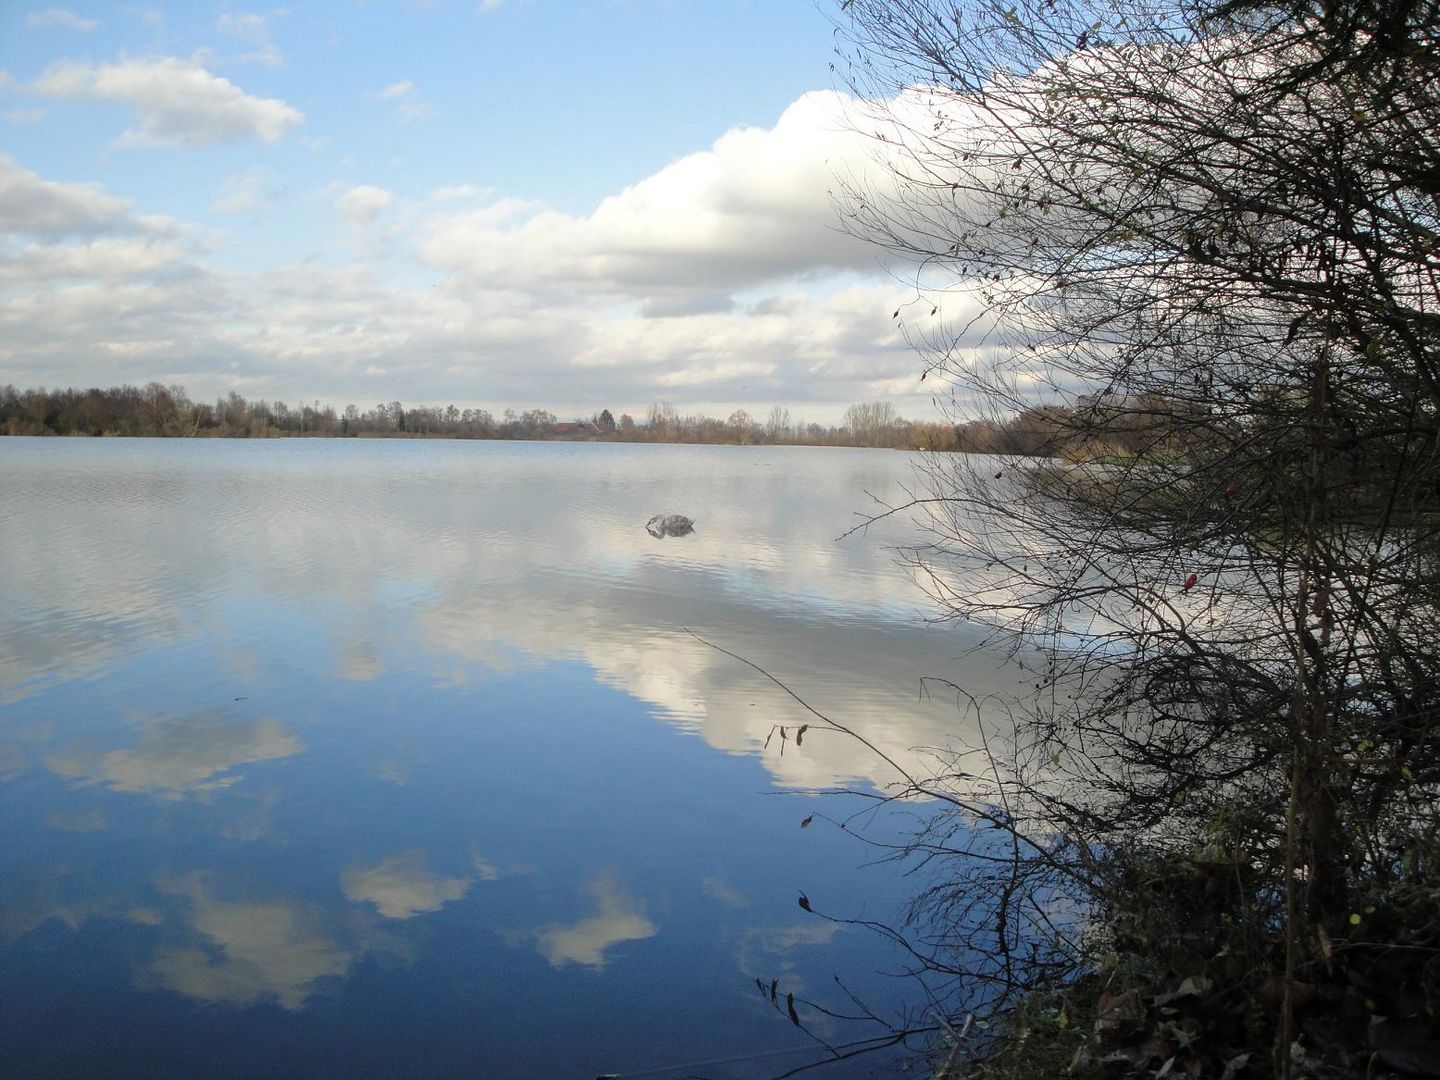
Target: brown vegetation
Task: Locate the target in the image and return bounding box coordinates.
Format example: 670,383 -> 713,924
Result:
0,381 -> 1168,454
779,0 -> 1440,1074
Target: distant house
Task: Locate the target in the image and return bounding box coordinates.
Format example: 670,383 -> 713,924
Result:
552,421 -> 601,437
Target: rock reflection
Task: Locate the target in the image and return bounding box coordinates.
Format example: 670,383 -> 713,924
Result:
144,875 -> 352,1010
45,712 -> 303,798
536,872 -> 658,969
341,851 -> 472,920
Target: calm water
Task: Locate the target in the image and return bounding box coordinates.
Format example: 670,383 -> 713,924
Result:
0,438 -> 1020,1080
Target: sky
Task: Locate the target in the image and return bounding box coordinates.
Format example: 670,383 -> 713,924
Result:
0,1 -> 962,424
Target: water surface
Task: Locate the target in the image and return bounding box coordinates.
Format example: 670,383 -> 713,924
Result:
0,438 -> 1018,1079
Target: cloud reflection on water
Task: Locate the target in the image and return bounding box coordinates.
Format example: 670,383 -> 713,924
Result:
536,872 -> 658,969
1,442 -> 1025,796
701,875 -> 748,908
341,851 -> 473,920
0,442 -> 995,1070
144,875 -> 352,1010
45,712 -> 303,798
416,564 -> 1016,794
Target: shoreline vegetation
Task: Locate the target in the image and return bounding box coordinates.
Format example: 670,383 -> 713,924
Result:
0,381 -> 1150,458
816,0 -> 1440,1071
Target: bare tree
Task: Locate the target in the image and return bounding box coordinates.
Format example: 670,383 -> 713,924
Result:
824,0 -> 1440,1073
765,405 -> 793,443
843,401 -> 902,446
647,400 -> 678,437
727,408 -> 755,444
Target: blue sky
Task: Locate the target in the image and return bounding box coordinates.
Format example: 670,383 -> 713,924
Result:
0,1 -> 964,422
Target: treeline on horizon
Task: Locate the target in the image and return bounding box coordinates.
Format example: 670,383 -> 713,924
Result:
0,381 -> 1164,457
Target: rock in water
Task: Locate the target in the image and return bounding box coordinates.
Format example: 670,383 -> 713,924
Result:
646,513 -> 694,538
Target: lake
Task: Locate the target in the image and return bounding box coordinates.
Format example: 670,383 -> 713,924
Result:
0,437 -> 1021,1079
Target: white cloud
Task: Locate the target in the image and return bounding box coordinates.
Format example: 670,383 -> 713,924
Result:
0,252 -> 927,418
27,8 -> 98,31
478,0 -> 504,11
0,275 -> 231,388
0,90 -> 990,419
373,79 -> 431,123
0,237 -> 186,280
333,183 -> 393,228
32,56 -> 303,147
2,108 -> 45,124
0,154 -> 132,236
212,168 -> 273,214
421,91 -> 884,302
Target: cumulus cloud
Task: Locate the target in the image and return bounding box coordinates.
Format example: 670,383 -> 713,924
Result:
32,56 -> 303,147
0,249 -> 925,417
27,8 -> 98,31
0,275 -> 231,389
0,159 -> 194,350
0,236 -> 186,280
0,89 -> 997,418
333,183 -> 393,228
421,91 -> 882,303
0,154 -> 132,236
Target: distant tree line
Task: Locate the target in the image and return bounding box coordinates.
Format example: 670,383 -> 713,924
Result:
0,381 -> 1192,456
